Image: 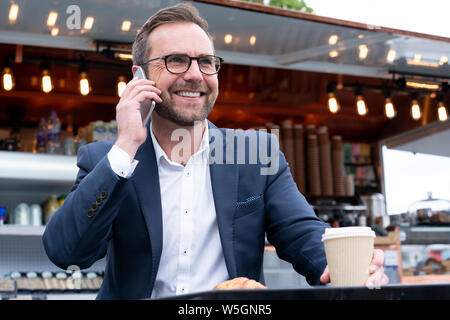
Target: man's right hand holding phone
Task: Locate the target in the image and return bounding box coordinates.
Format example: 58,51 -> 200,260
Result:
114,78 -> 162,161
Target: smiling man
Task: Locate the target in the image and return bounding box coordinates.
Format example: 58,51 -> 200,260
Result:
43,3 -> 387,300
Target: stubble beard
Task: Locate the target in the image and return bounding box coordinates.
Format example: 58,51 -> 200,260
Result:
154,87 -> 218,127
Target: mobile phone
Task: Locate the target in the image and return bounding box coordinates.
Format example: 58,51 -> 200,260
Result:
133,66 -> 156,126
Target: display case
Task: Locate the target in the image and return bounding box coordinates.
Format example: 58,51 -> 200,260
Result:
0,151 -> 105,299
399,226 -> 450,284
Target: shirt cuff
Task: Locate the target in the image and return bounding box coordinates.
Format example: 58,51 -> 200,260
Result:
107,145 -> 139,178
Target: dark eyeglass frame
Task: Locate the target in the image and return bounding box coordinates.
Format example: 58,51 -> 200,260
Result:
140,54 -> 224,75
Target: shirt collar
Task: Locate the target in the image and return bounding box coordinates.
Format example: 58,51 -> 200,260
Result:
150,120 -> 209,165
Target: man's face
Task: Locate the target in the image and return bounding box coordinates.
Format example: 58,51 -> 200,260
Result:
145,22 -> 219,127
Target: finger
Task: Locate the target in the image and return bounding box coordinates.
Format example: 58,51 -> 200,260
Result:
370,249 -> 385,268
366,266 -> 385,287
133,91 -> 163,105
320,265 -> 330,284
121,78 -> 156,99
127,84 -> 161,101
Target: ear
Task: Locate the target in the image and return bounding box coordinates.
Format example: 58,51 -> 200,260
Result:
131,65 -> 139,75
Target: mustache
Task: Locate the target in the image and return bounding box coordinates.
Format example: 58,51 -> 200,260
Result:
169,81 -> 210,93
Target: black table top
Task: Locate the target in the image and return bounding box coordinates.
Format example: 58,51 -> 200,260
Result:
164,283 -> 450,300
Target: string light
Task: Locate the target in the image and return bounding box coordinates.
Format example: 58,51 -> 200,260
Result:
2,67 -> 14,91
41,69 -> 52,93
356,95 -> 367,115
328,93 -> 340,113
117,76 -> 126,97
79,72 -> 90,96
384,97 -> 396,119
437,101 -> 448,121
411,97 -> 422,120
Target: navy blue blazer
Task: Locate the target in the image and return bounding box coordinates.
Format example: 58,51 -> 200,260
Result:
43,121 -> 328,299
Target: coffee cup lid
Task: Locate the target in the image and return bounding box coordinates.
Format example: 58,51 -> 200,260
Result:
321,226 -> 375,241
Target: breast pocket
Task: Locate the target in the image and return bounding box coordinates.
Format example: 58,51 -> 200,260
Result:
235,194 -> 264,219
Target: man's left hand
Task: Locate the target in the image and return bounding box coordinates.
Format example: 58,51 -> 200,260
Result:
319,249 -> 389,287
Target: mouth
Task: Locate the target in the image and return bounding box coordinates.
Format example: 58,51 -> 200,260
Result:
174,90 -> 205,99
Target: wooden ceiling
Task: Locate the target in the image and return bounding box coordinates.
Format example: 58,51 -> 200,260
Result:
0,43 -> 448,142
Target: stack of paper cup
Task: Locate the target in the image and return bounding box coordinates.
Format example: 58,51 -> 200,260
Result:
293,124 -> 306,194
281,120 -> 296,179
322,227 -> 375,286
332,135 -> 345,196
307,134 -> 321,195
318,126 -> 333,196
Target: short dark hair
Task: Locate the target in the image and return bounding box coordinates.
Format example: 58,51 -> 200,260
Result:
132,3 -> 210,66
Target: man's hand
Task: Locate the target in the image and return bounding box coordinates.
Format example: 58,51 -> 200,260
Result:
115,78 -> 162,160
319,248 -> 389,287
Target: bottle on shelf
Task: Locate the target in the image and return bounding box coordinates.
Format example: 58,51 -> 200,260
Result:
62,115 -> 76,156
46,110 -> 62,154
43,194 -> 60,224
35,117 -> 47,153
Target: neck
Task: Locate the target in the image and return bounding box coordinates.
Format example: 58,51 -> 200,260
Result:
151,112 -> 206,165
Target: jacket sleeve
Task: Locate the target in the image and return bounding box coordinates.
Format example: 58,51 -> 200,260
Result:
42,143 -> 128,270
264,134 -> 329,286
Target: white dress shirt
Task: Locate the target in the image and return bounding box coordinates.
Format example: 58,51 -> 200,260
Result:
107,121 -> 229,299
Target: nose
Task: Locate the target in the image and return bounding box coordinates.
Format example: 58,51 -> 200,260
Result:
183,59 -> 203,82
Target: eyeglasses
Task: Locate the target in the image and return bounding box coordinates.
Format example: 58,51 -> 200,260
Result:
141,54 -> 224,75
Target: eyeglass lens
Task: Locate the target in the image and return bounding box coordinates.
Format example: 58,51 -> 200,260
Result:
166,54 -> 220,74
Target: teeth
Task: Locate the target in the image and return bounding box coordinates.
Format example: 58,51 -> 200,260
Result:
177,91 -> 201,98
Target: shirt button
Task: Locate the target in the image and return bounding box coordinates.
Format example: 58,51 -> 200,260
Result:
183,249 -> 188,256
184,210 -> 188,216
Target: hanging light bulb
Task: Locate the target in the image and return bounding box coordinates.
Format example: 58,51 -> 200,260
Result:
41,69 -> 52,93
356,95 -> 367,115
437,101 -> 448,121
79,72 -> 90,96
411,98 -> 422,120
384,97 -> 396,119
2,67 -> 14,91
327,92 -> 340,113
117,76 -> 126,97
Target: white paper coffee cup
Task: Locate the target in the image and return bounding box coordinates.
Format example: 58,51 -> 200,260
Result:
322,227 -> 375,286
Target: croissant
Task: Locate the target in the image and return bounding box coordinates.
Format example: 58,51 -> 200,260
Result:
213,277 -> 267,290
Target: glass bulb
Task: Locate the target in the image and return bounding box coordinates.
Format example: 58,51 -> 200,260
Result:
411,100 -> 421,120
117,77 -> 126,97
41,70 -> 52,93
438,102 -> 448,121
356,95 -> 367,116
79,72 -> 90,96
2,68 -> 14,91
328,93 -> 340,113
385,98 -> 396,118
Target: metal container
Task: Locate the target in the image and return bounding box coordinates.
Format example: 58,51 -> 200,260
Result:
362,193 -> 388,227
407,192 -> 450,225
13,203 -> 30,225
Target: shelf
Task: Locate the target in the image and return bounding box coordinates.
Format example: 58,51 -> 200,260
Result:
400,226 -> 450,244
0,151 -> 77,182
0,225 -> 45,236
0,151 -> 77,193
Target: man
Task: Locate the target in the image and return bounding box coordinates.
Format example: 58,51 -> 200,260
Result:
43,3 -> 388,300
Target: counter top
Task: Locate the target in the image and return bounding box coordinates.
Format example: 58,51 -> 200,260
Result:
165,283 -> 450,300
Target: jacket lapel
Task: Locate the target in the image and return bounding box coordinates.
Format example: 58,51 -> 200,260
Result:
130,121 -> 163,287
208,121 -> 238,279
